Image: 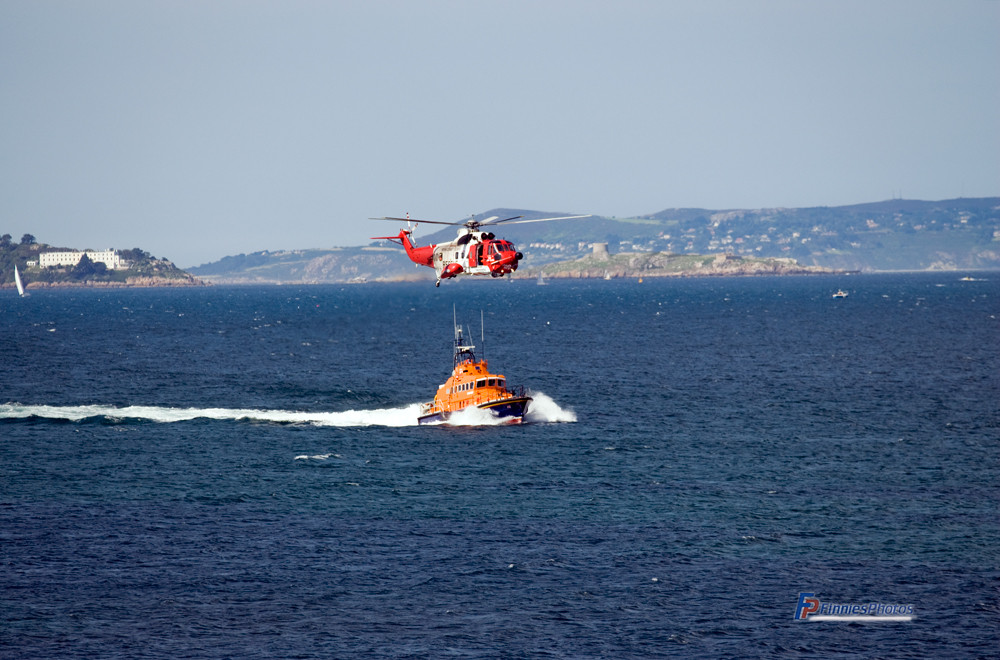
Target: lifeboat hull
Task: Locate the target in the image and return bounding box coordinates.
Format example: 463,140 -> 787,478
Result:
417,396 -> 532,425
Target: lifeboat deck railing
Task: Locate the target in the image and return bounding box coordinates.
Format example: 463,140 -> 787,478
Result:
506,385 -> 529,399
469,386 -> 530,408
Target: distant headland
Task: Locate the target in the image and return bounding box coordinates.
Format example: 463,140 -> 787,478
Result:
1,235 -> 205,290
189,197 -> 997,284
525,247 -> 846,280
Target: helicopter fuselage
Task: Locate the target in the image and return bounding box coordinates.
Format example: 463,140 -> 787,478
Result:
431,229 -> 523,282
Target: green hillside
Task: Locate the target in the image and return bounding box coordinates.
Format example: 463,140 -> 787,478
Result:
415,198 -> 999,272
190,247 -> 428,283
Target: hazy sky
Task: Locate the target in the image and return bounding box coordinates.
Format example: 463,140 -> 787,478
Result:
2,0 -> 997,267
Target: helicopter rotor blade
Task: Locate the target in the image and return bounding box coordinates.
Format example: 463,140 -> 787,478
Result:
369,216 -> 462,226
370,213 -> 592,228
478,215 -> 523,226
495,214 -> 592,225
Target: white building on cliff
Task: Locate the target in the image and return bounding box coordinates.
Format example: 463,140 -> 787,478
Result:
38,249 -> 124,270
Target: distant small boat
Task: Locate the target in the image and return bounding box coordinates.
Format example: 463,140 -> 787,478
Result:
604,271 -> 611,280
537,272 -> 547,286
14,265 -> 26,297
832,289 -> 848,298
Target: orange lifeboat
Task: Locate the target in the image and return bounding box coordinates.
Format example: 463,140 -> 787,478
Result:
417,320 -> 532,425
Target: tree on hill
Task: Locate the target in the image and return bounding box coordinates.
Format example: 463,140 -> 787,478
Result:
1,234 -> 11,248
71,254 -> 107,280
119,248 -> 151,262
20,234 -> 35,245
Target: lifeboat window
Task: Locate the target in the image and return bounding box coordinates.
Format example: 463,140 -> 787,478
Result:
488,378 -> 495,387
476,379 -> 486,388
498,379 -> 505,388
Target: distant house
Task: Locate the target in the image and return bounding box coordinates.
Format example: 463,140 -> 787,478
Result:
39,249 -> 124,270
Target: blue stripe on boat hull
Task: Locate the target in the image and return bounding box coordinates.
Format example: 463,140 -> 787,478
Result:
418,397 -> 532,425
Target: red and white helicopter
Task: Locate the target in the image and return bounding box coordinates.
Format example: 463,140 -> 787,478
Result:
371,213 -> 590,286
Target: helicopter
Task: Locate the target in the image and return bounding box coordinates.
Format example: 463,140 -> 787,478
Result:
371,212 -> 590,286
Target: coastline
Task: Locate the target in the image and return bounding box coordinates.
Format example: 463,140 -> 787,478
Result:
4,275 -> 208,290
14,267 -> 993,289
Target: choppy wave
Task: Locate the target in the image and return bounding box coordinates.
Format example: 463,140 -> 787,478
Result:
525,392 -> 577,423
0,392 -> 575,428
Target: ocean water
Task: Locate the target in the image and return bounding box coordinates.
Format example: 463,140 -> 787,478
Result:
1,274 -> 997,658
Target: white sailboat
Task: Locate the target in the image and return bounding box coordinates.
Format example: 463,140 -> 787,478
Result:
14,265 -> 26,296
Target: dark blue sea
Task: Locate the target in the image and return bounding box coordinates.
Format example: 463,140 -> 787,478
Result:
2,274 -> 998,658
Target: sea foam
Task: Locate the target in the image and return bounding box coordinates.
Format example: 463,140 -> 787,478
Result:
0,395 -> 575,428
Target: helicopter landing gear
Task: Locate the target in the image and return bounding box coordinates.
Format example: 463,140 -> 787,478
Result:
435,279 -> 441,287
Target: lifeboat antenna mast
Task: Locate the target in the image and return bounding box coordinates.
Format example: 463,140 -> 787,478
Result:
452,305 -> 477,367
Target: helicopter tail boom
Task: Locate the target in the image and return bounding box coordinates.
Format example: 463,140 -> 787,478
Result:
370,229 -> 434,268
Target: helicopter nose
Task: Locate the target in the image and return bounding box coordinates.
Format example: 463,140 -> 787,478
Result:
515,252 -> 523,261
